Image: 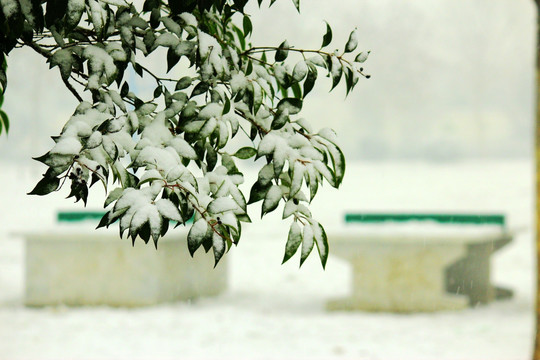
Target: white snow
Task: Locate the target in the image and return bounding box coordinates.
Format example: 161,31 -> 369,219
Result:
292,60 -> 308,82
50,137 -> 82,155
155,198 -> 182,222
83,45 -> 117,87
154,33 -> 180,48
0,160 -> 535,359
0,0 -> 18,18
208,197 -> 239,214
88,0 -> 106,33
230,72 -> 249,94
179,12 -> 197,28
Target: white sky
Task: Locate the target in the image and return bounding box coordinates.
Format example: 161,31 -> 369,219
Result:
0,0 -> 536,162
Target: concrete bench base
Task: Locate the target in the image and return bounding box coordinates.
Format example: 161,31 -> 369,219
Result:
23,230 -> 227,307
326,229 -> 512,312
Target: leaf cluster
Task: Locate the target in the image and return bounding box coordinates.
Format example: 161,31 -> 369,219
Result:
2,0 -> 370,267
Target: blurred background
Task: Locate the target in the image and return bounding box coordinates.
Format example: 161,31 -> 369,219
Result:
0,0 -> 536,359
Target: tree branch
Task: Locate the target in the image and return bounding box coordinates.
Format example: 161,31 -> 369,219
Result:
62,77 -> 84,103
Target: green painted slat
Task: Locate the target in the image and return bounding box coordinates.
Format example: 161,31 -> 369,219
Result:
345,213 -> 505,226
57,211 -> 194,224
58,211 -> 106,222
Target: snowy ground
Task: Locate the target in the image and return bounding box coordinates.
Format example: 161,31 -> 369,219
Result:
0,160 -> 535,360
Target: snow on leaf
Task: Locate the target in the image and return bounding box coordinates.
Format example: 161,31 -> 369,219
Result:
314,160 -> 335,187
154,33 -> 180,48
179,12 -> 197,28
108,90 -> 126,112
208,197 -> 239,214
168,137 -> 198,160
313,222 -> 329,268
137,103 -> 157,116
161,17 -> 181,36
50,49 -> 74,80
188,218 -> 209,256
344,28 -> 358,53
106,43 -> 127,62
100,0 -> 127,6
355,51 -> 370,63
88,0 -> 107,34
50,137 -> 82,155
231,72 -> 248,94
262,184 -> 282,216
290,161 -> 305,196
83,45 -> 116,85
292,60 -> 308,82
213,231 -> 226,266
198,103 -> 223,120
282,222 -> 302,264
104,187 -> 123,207
199,117 -> 217,138
258,164 -> 274,185
300,224 -> 314,266
0,0 -> 19,18
257,132 -> 278,156
318,128 -> 338,143
282,199 -> 297,219
139,169 -> 162,185
307,55 -> 326,68
156,198 -> 182,222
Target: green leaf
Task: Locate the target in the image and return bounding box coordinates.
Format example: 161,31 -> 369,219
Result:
104,187 -> 124,207
120,82 -> 129,97
187,218 -> 210,256
291,0 -> 300,12
321,21 -> 332,48
276,98 -> 302,115
328,141 -> 346,187
212,231 -> 226,267
167,47 -> 180,72
303,67 -> 317,97
222,97 -> 231,115
0,110 -> 7,134
221,153 -> 239,174
271,110 -> 289,130
275,40 -> 289,62
233,147 -> 257,159
28,171 -> 60,196
206,143 -> 217,171
242,14 -> 252,37
247,180 -> 271,204
191,81 -> 209,97
330,57 -> 343,90
282,221 -> 302,264
262,184 -> 282,216
176,76 -> 192,90
153,85 -> 162,98
300,224 -> 314,266
314,223 -> 329,269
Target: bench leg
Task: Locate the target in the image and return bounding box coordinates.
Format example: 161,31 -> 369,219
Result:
327,244 -> 469,312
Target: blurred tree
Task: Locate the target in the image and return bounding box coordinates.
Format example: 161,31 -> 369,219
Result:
0,0 -> 369,266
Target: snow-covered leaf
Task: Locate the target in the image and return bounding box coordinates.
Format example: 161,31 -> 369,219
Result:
344,28 -> 358,53
262,184 -> 282,216
187,218 -> 209,256
300,224 -> 314,266
282,222 -> 302,264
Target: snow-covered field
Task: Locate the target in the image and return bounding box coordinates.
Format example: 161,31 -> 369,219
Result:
0,160 -> 535,360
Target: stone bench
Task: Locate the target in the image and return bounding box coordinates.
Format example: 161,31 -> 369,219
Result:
22,211 -> 227,307
326,213 -> 513,312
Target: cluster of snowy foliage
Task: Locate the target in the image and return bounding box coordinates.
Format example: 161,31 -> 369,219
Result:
1,0 -> 369,267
